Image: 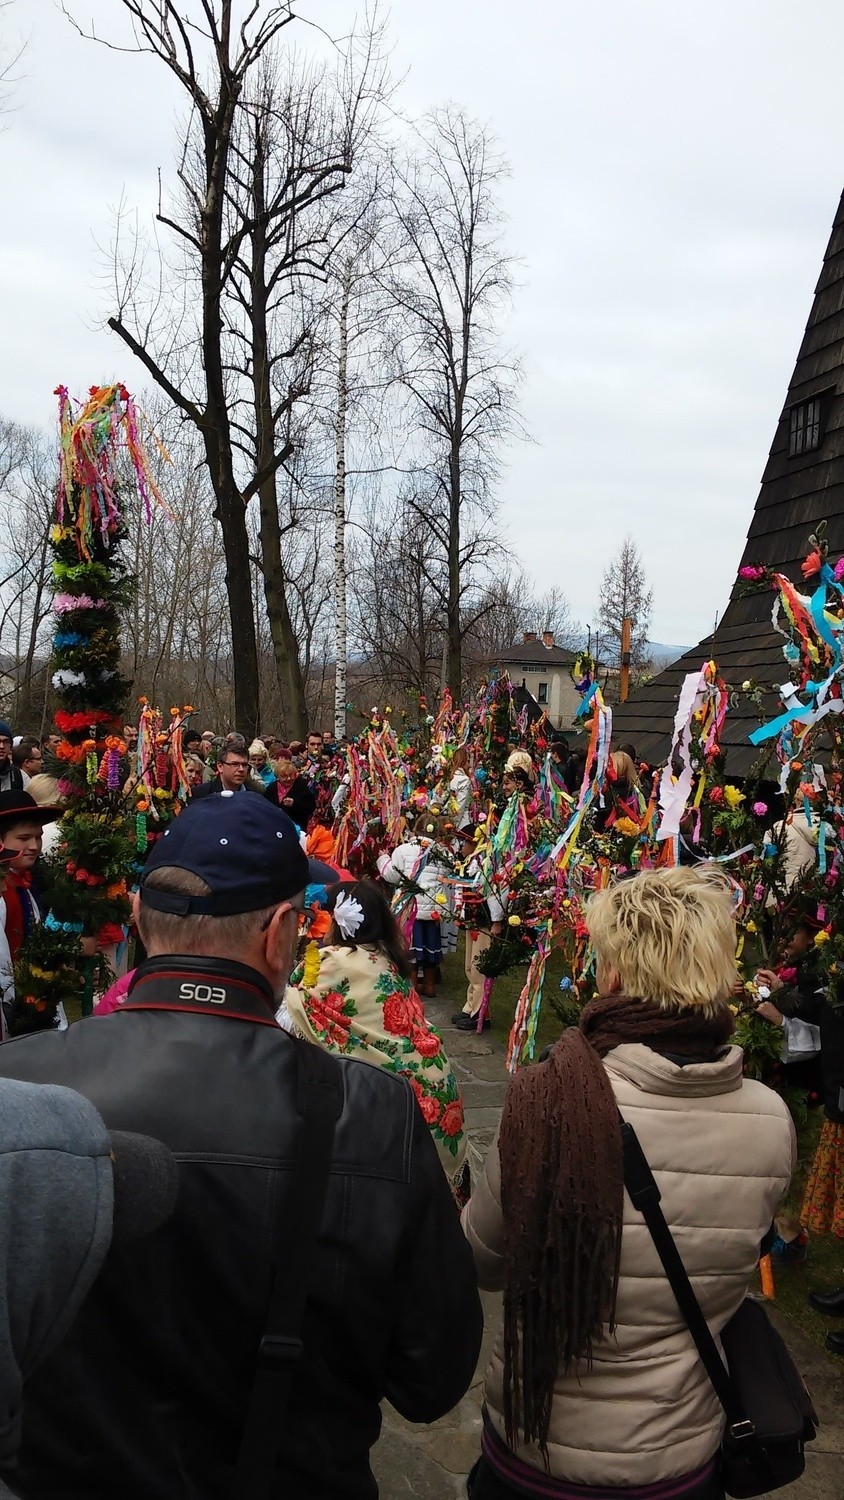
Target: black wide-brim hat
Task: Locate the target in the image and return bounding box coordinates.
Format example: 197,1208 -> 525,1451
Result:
0,790 -> 62,830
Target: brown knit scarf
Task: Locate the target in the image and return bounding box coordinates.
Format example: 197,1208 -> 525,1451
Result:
499,994 -> 735,1459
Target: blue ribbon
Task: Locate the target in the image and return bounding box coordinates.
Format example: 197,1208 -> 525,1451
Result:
748,703 -> 814,746
575,682 -> 598,721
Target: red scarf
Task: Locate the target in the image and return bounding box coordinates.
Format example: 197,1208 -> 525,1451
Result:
3,871 -> 32,962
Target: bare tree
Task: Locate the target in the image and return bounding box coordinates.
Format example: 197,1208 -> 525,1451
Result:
225,35 -> 387,736
380,107 -> 522,698
464,571 -> 580,664
0,0 -> 25,122
350,495 -> 445,705
70,1 -> 383,735
597,535 -> 653,678
0,420 -> 56,729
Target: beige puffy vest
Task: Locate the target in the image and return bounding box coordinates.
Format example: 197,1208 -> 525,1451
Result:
462,1043 -> 796,1487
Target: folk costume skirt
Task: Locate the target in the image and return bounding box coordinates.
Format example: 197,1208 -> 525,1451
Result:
412,918 -> 443,968
801,1120 -> 844,1238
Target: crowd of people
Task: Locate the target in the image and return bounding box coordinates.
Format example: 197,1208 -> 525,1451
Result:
0,698 -> 834,1498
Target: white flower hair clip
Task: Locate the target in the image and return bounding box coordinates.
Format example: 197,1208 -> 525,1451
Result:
333,891 -> 365,940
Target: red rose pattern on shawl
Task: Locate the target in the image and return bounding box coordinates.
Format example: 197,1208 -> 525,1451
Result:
371,967 -> 464,1157
292,950 -> 464,1160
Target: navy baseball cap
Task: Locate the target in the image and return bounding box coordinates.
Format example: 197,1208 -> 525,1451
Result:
140,792 -> 311,917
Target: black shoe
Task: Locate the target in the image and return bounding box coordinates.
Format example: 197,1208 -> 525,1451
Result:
451,1012 -> 467,1024
454,1013 -> 489,1031
809,1286 -> 844,1316
826,1329 -> 844,1355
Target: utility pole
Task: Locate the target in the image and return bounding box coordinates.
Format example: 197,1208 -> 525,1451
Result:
619,615 -> 632,703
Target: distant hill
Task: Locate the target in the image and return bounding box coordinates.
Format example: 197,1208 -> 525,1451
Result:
647,642 -> 688,668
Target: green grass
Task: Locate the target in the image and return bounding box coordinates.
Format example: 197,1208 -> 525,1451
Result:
763,1108 -> 844,1352
441,936 -> 567,1058
770,1231 -> 843,1350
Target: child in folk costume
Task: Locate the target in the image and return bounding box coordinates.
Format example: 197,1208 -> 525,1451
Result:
0,847 -> 18,1039
0,792 -> 61,962
448,746 -> 474,831
451,828 -> 508,1033
377,813 -> 454,997
0,791 -> 67,1035
283,880 -> 466,1187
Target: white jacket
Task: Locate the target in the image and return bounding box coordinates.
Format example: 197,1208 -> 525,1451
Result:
463,1042 -> 795,1486
377,839 -> 452,920
449,769 -> 473,829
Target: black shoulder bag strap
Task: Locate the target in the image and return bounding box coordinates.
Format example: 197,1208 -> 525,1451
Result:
232,1042 -> 344,1500
620,1116 -> 756,1446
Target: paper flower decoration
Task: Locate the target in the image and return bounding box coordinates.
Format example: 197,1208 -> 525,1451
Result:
333,891 -> 365,940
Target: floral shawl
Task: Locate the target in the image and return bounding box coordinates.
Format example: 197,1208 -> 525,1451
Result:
285,943 -> 466,1180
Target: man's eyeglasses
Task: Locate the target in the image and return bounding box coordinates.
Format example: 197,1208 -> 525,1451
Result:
220,760 -> 248,770
260,904 -> 314,933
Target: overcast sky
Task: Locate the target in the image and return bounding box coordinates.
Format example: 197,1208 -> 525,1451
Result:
4,0 -> 844,648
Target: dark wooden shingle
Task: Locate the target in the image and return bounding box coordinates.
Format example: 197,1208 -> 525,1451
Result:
614,188 -> 844,773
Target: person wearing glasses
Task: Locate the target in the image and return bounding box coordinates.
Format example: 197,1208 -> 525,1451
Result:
191,735 -> 257,800
0,793 -> 482,1499
0,723 -> 24,794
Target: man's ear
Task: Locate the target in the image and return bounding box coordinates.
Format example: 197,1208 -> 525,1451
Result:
131,890 -> 142,928
262,903 -> 297,981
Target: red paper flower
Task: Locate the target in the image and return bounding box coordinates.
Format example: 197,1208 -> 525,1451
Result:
801,549 -> 822,579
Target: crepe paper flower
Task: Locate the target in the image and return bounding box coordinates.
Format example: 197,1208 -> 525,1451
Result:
752,801 -> 768,817
708,786 -> 725,805
778,966 -> 798,984
508,915 -> 522,927
333,892 -> 365,939
559,977 -> 573,991
723,786 -> 745,809
746,920 -> 758,934
802,549 -> 823,579
52,669 -> 86,689
53,593 -> 107,612
742,680 -> 753,692
739,565 -> 766,581
614,816 -> 641,836
815,930 -> 831,946
834,558 -> 844,582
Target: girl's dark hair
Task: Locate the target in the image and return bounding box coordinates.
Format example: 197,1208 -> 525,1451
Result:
327,879 -> 414,979
505,767 -> 533,793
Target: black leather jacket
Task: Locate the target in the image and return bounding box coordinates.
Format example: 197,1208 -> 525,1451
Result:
0,955 -> 483,1499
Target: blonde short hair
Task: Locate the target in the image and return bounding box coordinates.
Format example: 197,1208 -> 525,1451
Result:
586,866 -> 737,1014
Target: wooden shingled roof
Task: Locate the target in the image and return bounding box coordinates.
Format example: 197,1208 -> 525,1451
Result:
613,186 -> 844,774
